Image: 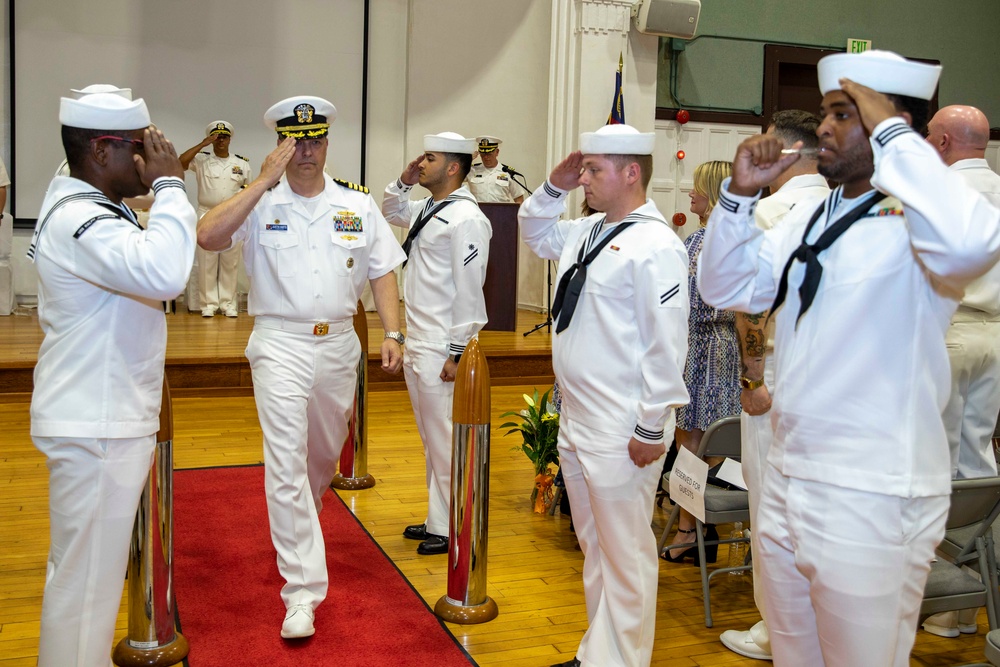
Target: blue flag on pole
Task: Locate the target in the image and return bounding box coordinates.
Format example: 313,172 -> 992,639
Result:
607,53 -> 625,125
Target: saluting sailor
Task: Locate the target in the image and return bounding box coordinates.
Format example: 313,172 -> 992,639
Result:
465,135 -> 530,203
30,88 -> 196,667
180,120 -> 252,317
197,95 -> 406,640
698,51 -> 1000,665
382,132 -> 492,555
518,124 -> 690,667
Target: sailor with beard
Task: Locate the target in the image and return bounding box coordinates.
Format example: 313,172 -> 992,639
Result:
697,51 -> 1000,665
382,132 -> 492,556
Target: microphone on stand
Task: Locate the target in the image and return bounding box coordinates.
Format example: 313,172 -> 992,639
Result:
501,164 -> 531,193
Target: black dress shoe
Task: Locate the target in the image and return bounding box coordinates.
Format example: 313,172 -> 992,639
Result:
550,658 -> 581,667
403,523 -> 429,540
416,534 -> 448,555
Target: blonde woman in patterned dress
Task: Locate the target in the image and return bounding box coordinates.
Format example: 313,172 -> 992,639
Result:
663,161 -> 741,564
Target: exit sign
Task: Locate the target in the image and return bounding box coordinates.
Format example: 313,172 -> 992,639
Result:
848,39 -> 872,53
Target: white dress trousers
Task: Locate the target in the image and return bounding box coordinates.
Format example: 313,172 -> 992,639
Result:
943,313 -> 1000,479
195,204 -> 242,312
558,416 -> 666,667
757,464 -> 948,667
740,354 -> 775,625
245,322 -> 359,610
402,335 -> 455,537
34,435 -> 155,667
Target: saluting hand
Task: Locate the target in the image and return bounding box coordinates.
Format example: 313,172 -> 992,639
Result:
400,155 -> 423,186
548,151 -> 584,191
257,137 -> 297,189
728,134 -> 802,198
840,78 -> 901,135
135,126 -> 183,187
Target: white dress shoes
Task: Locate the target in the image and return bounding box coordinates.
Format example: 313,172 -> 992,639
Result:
720,620 -> 773,661
922,609 -> 979,638
280,604 -> 315,639
223,306 -> 238,318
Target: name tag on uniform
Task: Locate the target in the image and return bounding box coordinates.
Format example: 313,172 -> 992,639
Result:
333,211 -> 363,232
266,221 -> 288,231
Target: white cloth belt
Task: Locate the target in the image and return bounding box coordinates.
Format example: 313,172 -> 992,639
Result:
253,316 -> 354,336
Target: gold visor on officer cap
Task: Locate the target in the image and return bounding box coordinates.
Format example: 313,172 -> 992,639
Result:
264,96 -> 338,139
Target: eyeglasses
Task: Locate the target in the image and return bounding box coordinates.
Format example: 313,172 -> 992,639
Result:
91,135 -> 145,149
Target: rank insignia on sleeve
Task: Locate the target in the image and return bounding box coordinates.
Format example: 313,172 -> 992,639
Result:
236,154 -> 249,162
659,283 -> 681,307
463,244 -> 480,266
333,213 -> 363,232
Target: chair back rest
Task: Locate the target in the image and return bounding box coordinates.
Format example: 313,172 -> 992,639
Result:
697,415 -> 742,460
947,477 -> 1000,537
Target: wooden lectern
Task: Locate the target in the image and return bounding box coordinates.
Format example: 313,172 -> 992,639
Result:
478,202 -> 519,332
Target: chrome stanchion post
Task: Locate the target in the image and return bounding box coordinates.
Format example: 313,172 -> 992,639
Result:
332,301 -> 376,490
435,339 -> 498,624
113,378 -> 189,666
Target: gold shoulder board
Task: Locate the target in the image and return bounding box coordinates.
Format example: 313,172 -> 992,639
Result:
333,178 -> 369,194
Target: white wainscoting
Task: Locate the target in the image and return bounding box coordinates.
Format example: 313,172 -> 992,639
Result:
652,120 -> 761,242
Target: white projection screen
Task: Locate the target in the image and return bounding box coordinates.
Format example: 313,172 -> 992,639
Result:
13,0 -> 366,221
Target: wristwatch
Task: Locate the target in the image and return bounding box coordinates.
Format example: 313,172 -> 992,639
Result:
739,376 -> 764,391
384,331 -> 405,345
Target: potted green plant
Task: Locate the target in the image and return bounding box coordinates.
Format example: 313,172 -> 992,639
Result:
500,388 -> 560,512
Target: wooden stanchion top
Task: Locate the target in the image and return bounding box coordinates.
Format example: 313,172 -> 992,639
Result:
453,339 -> 491,425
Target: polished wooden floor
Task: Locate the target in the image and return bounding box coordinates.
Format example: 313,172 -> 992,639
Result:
0,310 -> 989,665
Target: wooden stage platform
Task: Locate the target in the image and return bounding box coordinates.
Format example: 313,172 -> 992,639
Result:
0,306 -> 554,399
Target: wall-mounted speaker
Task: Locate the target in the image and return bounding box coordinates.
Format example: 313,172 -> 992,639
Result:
633,0 -> 701,39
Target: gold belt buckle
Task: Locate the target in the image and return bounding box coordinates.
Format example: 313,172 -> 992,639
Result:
313,322 -> 330,336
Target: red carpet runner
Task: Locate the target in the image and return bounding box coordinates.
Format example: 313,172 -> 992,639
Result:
172,465 -> 477,666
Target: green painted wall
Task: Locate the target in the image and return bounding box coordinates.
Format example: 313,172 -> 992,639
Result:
656,0 -> 1000,124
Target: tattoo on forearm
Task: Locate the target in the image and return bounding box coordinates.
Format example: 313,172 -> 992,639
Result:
746,311 -> 765,325
744,330 -> 765,359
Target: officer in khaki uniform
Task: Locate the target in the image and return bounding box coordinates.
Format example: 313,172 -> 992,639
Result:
180,120 -> 252,317
197,95 -> 405,640
465,135 -> 530,203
